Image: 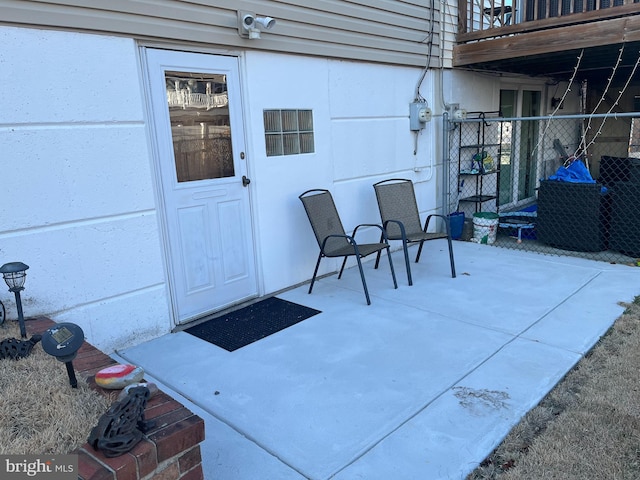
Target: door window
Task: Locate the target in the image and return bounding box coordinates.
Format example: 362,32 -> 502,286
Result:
165,72 -> 234,182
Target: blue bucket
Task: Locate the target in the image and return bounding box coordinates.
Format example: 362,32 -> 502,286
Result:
448,212 -> 465,240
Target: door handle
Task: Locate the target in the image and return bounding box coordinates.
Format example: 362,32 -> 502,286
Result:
242,175 -> 251,187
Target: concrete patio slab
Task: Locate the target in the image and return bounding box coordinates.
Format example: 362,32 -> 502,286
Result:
116,241 -> 640,480
332,338 -> 582,480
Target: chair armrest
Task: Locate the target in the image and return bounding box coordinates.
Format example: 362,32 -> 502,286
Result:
352,223 -> 390,242
320,233 -> 371,258
381,219 -> 407,240
423,214 -> 450,235
320,234 -> 355,252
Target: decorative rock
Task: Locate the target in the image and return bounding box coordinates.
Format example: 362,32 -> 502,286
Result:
95,364 -> 144,389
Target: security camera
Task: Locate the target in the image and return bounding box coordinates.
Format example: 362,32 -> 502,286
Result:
242,14 -> 255,30
255,16 -> 276,30
238,11 -> 260,39
237,10 -> 276,39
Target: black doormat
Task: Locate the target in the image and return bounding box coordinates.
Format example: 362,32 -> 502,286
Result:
184,297 -> 321,352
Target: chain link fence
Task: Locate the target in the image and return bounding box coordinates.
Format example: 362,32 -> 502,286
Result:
445,111 -> 640,265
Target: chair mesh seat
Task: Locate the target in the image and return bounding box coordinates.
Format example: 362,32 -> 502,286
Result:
396,231 -> 448,242
325,243 -> 390,258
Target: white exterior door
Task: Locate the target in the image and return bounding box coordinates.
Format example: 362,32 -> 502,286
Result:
144,48 -> 258,324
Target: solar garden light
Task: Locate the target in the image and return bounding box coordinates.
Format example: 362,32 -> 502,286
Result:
42,323 -> 85,388
0,262 -> 29,339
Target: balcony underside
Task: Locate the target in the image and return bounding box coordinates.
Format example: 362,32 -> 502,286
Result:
454,12 -> 640,85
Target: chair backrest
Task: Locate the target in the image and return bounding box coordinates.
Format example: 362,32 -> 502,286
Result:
373,179 -> 423,237
299,189 -> 350,254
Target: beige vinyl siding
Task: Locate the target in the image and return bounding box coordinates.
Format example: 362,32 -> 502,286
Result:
1,0 -> 440,67
441,0 -> 458,68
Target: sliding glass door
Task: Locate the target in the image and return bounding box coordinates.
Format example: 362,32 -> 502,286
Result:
499,88 -> 541,209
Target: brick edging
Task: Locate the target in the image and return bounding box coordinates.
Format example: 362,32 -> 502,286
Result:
26,317 -> 205,480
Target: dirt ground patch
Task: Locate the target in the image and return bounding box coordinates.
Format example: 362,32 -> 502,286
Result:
0,320 -> 110,455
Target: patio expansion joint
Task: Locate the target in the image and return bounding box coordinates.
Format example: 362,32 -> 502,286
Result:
326,271 -> 605,479
514,270 -> 605,353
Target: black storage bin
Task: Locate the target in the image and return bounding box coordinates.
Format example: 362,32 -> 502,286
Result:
629,158 -> 640,184
537,180 -> 608,252
609,181 -> 640,256
599,156 -> 632,187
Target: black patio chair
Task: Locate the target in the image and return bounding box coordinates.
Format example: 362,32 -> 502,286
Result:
299,189 -> 398,305
373,178 -> 456,286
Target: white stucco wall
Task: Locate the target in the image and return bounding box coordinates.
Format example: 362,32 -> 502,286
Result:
442,70 -> 500,114
242,52 -> 442,293
1,25 -> 525,352
0,26 -> 170,352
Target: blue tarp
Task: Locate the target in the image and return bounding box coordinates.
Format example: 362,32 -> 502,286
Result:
548,160 -> 595,183
548,160 -> 608,193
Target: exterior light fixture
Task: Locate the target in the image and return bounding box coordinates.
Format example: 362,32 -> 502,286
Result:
42,322 -> 85,388
0,262 -> 29,338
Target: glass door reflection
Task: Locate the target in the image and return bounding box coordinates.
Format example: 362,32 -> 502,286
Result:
165,71 -> 234,182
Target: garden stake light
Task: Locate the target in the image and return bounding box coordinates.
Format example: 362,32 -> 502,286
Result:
0,262 -> 29,338
42,322 -> 85,388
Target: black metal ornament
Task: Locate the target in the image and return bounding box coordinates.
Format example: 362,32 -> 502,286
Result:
87,385 -> 156,457
0,334 -> 42,360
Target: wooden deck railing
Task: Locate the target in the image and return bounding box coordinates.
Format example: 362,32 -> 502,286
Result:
458,0 -> 640,39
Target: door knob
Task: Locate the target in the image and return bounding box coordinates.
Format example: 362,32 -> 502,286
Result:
242,175 -> 251,187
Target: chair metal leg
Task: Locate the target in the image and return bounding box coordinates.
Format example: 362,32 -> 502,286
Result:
415,240 -> 425,264
415,236 -> 456,278
386,246 -> 398,289
416,215 -> 436,263
447,235 -> 456,278
441,214 -> 456,278
373,232 -> 384,270
374,251 -> 382,270
308,253 -> 323,294
415,215 -> 456,278
338,256 -> 348,279
401,239 -> 413,286
354,254 -> 371,305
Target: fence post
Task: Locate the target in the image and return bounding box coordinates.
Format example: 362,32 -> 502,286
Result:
442,110 -> 452,219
